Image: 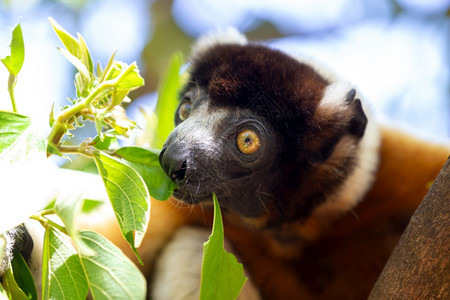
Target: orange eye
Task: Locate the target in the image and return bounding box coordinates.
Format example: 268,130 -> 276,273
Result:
237,129 -> 261,154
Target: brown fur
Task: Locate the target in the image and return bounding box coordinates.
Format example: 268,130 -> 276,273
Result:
96,126 -> 448,299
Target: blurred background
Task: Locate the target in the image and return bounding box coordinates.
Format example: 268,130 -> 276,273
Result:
0,0 -> 449,148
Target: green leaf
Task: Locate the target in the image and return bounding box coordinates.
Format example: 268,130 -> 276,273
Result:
42,228 -> 88,300
200,194 -> 247,300
91,135 -> 119,150
114,146 -> 176,200
94,116 -> 105,141
151,51 -> 184,149
98,51 -> 116,83
96,61 -> 104,78
49,103 -> 55,127
10,253 -> 37,300
1,248 -> 35,300
79,230 -> 146,300
58,47 -> 90,82
93,151 -> 150,260
55,190 -> 83,237
0,282 -> 8,298
46,141 -> 66,158
48,17 -> 93,74
1,23 -> 25,76
111,89 -> 129,108
81,199 -> 104,213
74,72 -> 91,98
103,106 -> 137,137
1,263 -> 28,300
115,63 -> 144,90
54,187 -> 93,256
77,33 -> 94,74
0,111 -> 31,154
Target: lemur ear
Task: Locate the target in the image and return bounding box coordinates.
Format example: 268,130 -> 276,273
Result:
348,98 -> 367,138
307,85 -> 368,163
190,27 -> 247,61
344,89 -> 368,139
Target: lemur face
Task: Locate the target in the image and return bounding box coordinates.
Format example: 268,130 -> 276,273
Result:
159,84 -> 283,218
160,40 -> 373,227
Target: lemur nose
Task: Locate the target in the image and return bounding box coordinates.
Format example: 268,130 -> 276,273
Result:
159,144 -> 188,184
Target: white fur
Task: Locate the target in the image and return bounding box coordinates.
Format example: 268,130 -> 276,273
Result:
319,81 -> 355,108
289,52 -> 339,83
151,227 -> 260,300
313,91 -> 381,220
190,27 -> 247,61
0,231 -> 14,275
151,227 -> 207,300
285,45 -> 382,220
175,104 -> 230,157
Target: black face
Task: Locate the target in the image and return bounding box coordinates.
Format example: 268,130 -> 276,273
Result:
159,88 -> 282,218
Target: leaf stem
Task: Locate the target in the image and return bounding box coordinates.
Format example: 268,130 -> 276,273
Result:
58,144 -> 96,157
46,80 -> 115,157
40,209 -> 56,216
29,213 -> 68,235
8,73 -> 18,113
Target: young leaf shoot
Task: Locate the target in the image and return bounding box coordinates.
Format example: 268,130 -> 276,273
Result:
1,23 -> 24,112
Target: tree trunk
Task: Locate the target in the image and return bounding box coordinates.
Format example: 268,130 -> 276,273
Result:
369,157 -> 450,299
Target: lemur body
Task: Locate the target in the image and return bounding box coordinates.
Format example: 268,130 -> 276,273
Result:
1,29 -> 448,300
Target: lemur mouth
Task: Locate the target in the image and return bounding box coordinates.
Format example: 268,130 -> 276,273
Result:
172,187 -> 214,205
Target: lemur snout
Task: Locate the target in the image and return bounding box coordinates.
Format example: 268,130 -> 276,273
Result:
159,144 -> 188,185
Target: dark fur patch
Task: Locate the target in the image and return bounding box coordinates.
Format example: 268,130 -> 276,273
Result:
246,91 -> 284,121
186,44 -> 331,169
186,44 -> 329,125
348,99 -> 367,138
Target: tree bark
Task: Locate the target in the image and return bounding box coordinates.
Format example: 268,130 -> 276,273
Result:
369,157 -> 450,299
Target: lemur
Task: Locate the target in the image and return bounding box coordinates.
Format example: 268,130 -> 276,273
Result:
1,29 -> 448,300
147,29 -> 449,299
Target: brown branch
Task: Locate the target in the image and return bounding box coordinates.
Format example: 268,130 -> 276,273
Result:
369,157 -> 450,299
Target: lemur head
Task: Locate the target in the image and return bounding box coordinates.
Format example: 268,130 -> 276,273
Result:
160,29 -> 380,228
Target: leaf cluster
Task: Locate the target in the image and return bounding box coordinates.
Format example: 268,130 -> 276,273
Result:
0,19 -> 246,300
47,17 -> 144,156
0,20 -> 160,300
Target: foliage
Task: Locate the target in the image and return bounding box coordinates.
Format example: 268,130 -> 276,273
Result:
0,19 -> 156,300
113,147 -> 176,201
150,51 -> 184,149
0,23 -> 24,113
0,19 -> 247,300
200,194 -> 247,300
94,151 -> 150,263
0,112 -> 31,154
